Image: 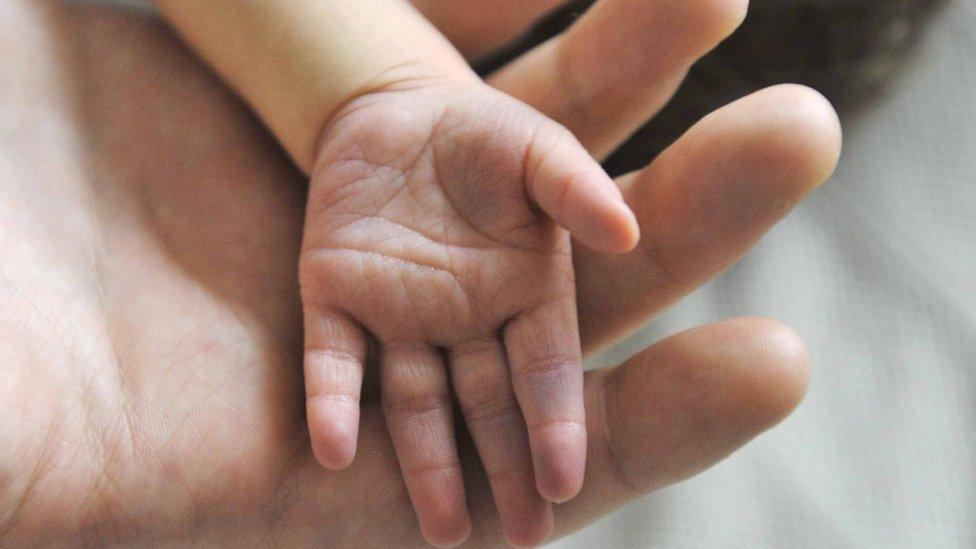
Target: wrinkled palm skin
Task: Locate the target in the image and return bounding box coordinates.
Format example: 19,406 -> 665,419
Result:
0,1 -> 834,546
303,85 -> 574,346
0,4 -> 371,544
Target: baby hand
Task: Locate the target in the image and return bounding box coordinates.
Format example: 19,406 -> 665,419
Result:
299,81 -> 638,545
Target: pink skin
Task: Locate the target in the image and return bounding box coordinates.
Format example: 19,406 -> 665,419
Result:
299,82 -> 638,546
0,1 -> 840,547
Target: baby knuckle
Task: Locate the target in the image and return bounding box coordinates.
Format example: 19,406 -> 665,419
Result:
514,354 -> 579,377
382,392 -> 450,416
460,391 -> 520,425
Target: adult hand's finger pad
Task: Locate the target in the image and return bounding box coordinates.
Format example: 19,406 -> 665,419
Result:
605,318 -> 810,491
706,84 -> 842,189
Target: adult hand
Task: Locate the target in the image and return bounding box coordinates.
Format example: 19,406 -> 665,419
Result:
0,0 -> 840,546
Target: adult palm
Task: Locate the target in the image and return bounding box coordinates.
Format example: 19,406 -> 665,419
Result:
0,0 -> 840,545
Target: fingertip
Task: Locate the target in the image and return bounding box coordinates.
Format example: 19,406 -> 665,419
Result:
733,317 -> 811,423
423,522 -> 472,549
527,122 -> 641,254
586,170 -> 641,252
311,437 -> 356,471
602,203 -> 641,254
307,397 -> 359,470
418,495 -> 472,548
601,318 -> 812,492
531,422 -> 587,504
494,488 -> 555,547
726,84 -> 843,193
776,84 -> 843,189
563,188 -> 641,254
504,506 -> 555,548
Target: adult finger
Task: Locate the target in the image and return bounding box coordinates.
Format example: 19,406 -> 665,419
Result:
554,317 -> 811,537
490,0 -> 748,158
411,0 -> 567,59
284,318 -> 809,546
575,84 -> 842,351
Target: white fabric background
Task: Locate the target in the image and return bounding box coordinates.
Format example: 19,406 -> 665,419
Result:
565,2 -> 976,547
62,0 -> 976,546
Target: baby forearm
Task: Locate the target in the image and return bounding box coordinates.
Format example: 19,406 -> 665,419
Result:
155,0 -> 476,172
